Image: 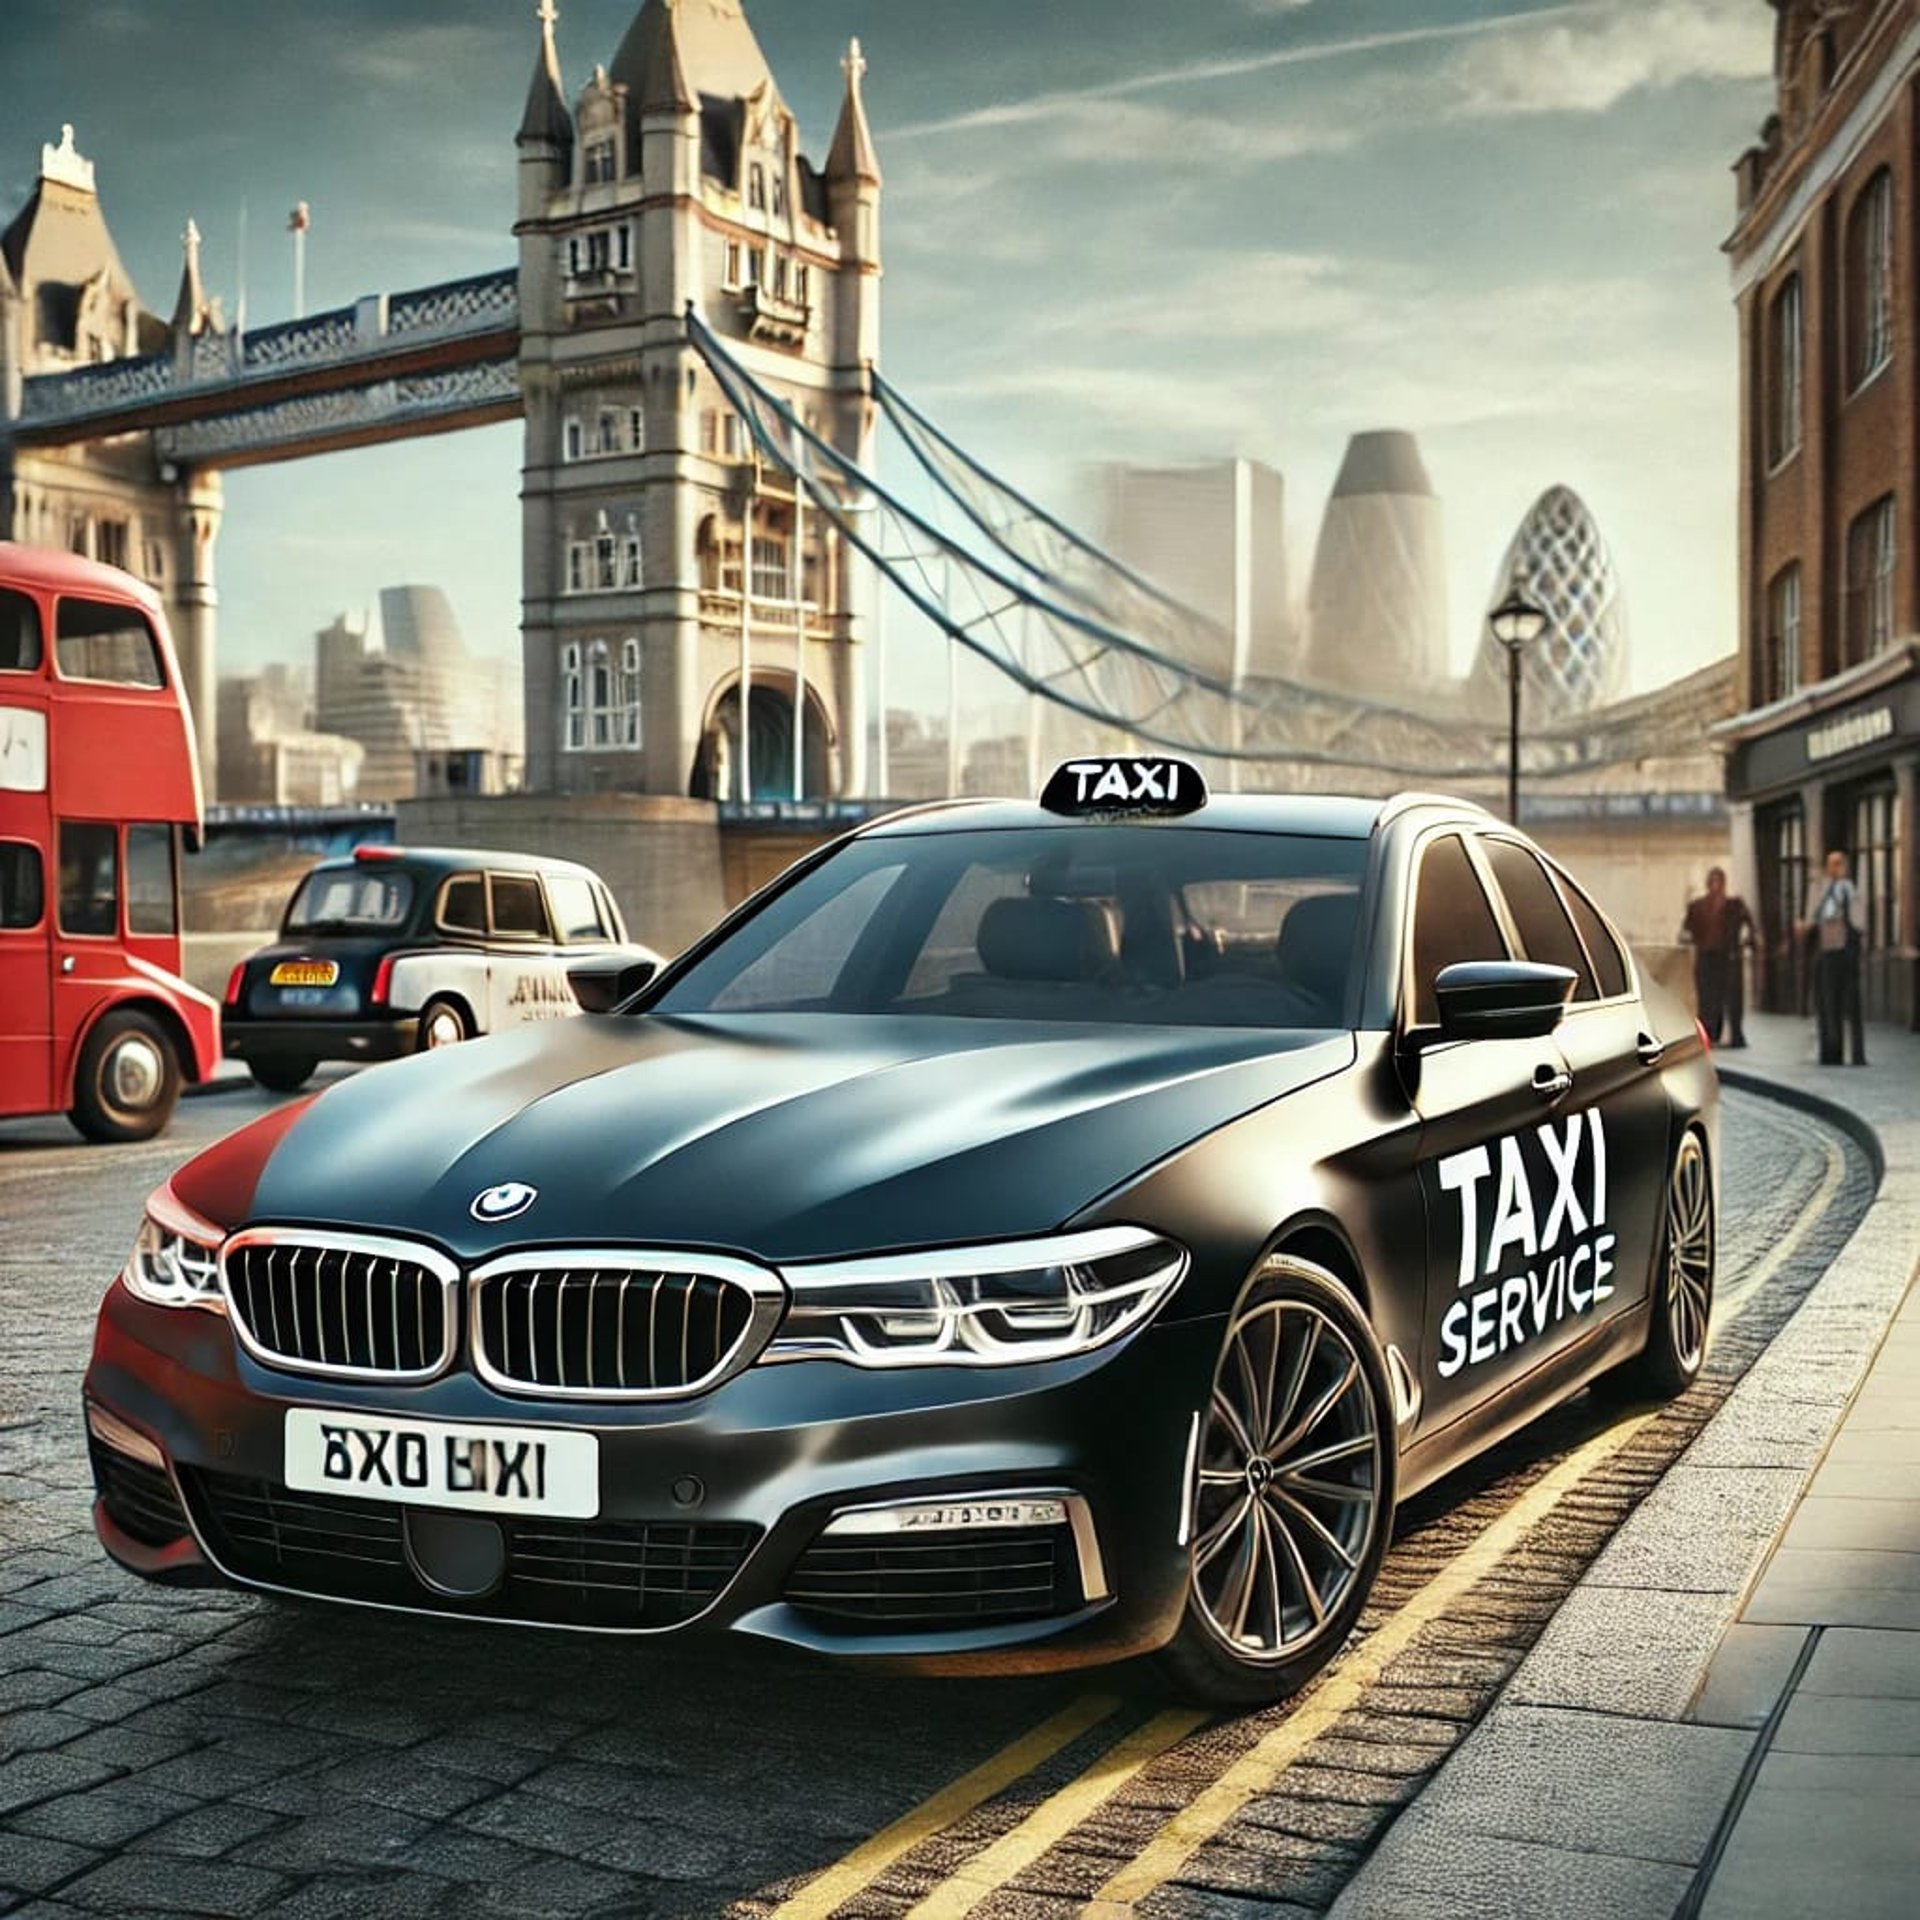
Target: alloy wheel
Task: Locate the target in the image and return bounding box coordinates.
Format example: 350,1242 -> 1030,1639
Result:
1665,1134 -> 1713,1373
1189,1297 -> 1383,1661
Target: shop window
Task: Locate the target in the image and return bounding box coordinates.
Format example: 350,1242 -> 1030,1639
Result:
1850,784 -> 1898,951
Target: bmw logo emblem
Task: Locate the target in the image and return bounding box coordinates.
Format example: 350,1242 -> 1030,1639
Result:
471,1182 -> 538,1223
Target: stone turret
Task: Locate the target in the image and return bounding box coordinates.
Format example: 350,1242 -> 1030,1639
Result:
517,0 -> 573,224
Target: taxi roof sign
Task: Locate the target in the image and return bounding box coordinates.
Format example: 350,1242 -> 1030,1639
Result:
1039,756 -> 1207,819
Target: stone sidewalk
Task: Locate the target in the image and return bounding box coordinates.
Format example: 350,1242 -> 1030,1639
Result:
1330,1011 -> 1920,1920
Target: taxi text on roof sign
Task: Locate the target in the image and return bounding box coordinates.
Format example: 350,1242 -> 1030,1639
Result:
1040,756 -> 1208,818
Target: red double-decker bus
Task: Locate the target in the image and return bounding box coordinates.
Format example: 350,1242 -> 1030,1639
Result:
0,543 -> 220,1140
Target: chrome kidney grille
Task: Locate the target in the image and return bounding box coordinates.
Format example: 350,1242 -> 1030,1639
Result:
221,1232 -> 460,1381
470,1254 -> 783,1399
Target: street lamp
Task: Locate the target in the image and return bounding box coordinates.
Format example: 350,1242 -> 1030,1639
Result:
1488,592 -> 1549,825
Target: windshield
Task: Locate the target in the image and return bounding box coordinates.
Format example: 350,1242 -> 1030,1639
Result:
284,867 -> 416,935
653,825 -> 1370,1027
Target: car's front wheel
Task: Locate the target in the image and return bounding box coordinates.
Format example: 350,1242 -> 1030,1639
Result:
1160,1255 -> 1396,1709
69,1010 -> 182,1143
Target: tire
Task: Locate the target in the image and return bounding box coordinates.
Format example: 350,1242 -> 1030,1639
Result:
69,1010 -> 183,1144
247,1055 -> 316,1094
1158,1255 -> 1397,1710
1594,1129 -> 1715,1404
416,997 -> 473,1052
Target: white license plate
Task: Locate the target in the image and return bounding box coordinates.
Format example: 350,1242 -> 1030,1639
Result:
278,988 -> 329,1007
283,1409 -> 598,1519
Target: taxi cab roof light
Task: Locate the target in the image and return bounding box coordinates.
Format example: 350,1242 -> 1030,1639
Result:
1039,756 -> 1207,819
353,844 -> 403,862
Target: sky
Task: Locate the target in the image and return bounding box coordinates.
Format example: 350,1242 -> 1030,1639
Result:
8,0 -> 1779,711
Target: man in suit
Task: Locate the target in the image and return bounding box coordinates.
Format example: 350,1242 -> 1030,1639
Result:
1803,850 -> 1866,1067
1680,867 -> 1753,1047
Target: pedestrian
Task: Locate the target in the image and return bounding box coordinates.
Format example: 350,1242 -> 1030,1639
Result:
1679,866 -> 1753,1047
1801,850 -> 1867,1067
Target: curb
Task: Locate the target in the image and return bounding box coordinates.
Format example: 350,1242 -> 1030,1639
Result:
1330,1076 -> 1909,1920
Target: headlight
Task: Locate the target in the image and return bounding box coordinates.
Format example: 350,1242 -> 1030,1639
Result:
770,1226 -> 1186,1367
122,1185 -> 225,1310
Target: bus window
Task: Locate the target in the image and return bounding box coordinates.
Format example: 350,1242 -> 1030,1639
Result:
0,589 -> 40,673
0,842 -> 44,928
59,822 -> 120,937
126,824 -> 177,935
55,599 -> 165,689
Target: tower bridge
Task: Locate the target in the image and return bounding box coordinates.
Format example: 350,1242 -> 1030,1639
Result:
3,0 -> 1723,872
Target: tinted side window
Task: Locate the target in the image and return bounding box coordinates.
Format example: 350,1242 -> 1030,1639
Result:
545,872 -> 609,943
1561,878 -> 1631,998
1410,833 -> 1508,1026
489,874 -> 551,939
0,841 -> 45,928
59,822 -> 119,937
125,824 -> 176,935
1482,839 -> 1597,1000
55,599 -> 164,688
438,875 -> 486,934
0,589 -> 42,672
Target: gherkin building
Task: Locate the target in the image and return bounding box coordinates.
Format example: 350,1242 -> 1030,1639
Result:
1475,485 -> 1628,720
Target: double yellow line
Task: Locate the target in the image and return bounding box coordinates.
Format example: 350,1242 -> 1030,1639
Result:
769,1412 -> 1654,1920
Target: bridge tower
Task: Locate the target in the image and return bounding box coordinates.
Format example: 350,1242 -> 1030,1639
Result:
514,0 -> 879,799
0,128 -> 225,793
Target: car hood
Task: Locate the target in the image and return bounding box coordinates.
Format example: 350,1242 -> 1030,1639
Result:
225,1013 -> 1354,1263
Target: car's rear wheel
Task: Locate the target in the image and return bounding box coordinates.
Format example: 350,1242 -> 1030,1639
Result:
69,1010 -> 182,1143
1159,1256 -> 1395,1709
1595,1129 -> 1714,1403
247,1055 -> 316,1094
416,997 -> 472,1051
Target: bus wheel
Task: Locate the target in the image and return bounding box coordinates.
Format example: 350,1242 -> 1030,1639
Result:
248,1055 -> 316,1094
417,998 -> 472,1051
70,1011 -> 182,1143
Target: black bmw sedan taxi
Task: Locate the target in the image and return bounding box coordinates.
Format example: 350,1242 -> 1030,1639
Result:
84,763 -> 1717,1706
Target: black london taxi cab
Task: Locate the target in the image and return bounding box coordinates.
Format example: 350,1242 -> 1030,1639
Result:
220,846 -> 660,1091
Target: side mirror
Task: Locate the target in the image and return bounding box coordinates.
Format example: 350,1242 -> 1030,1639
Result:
567,957 -> 658,1014
1432,961 -> 1575,1041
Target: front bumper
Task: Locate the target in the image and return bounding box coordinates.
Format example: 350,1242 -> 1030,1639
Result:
84,1277 -> 1220,1672
221,1018 -> 419,1066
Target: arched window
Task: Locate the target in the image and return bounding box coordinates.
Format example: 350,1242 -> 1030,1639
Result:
1847,168 -> 1895,389
1767,273 -> 1802,465
696,516 -> 721,592
587,640 -> 613,747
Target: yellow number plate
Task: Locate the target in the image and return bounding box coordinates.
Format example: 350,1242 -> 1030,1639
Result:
270,960 -> 339,988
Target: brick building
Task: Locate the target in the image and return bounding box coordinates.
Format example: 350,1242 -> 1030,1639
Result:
1721,0 -> 1920,1028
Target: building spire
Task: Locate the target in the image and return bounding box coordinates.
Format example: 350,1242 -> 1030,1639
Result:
826,38 -> 881,187
517,0 -> 573,148
638,0 -> 698,116
170,218 -> 210,338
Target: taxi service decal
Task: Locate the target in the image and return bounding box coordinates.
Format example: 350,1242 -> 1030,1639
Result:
505,970 -> 576,1019
1435,1110 -> 1616,1380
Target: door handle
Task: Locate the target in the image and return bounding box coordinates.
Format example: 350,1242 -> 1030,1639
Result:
1636,1032 -> 1666,1066
1531,1063 -> 1572,1102
60,955 -> 75,975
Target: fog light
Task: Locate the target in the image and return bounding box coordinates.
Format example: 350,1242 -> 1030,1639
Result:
86,1403 -> 166,1471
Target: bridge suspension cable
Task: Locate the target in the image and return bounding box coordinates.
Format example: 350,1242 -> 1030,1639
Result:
688,312 -> 1606,783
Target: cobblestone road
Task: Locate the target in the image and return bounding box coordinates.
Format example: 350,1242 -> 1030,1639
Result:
0,1085 -> 1871,1919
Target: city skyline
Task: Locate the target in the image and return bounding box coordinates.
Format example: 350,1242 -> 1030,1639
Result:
8,0 -> 1775,707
